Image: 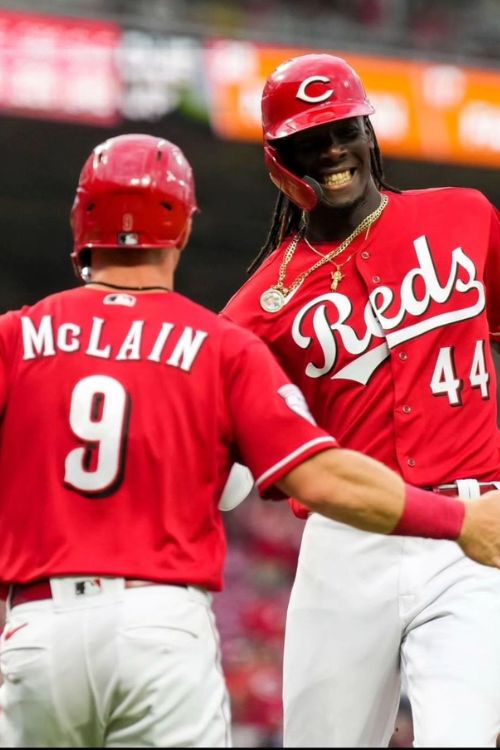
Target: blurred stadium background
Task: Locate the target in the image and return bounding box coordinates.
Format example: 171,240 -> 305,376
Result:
0,0 -> 498,746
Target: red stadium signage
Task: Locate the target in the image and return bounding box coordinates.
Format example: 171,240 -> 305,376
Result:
204,41 -> 500,168
0,10 -> 121,125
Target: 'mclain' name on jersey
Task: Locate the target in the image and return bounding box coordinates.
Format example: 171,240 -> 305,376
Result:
21,315 -> 208,371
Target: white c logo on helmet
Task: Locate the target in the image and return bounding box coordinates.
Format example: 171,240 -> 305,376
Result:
296,76 -> 334,103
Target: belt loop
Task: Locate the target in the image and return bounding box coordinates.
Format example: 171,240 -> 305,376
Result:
6,585 -> 14,614
455,479 -> 480,499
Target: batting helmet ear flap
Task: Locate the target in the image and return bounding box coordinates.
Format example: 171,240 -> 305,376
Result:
264,143 -> 321,211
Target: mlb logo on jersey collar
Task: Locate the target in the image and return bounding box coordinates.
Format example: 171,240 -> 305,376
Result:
103,293 -> 137,307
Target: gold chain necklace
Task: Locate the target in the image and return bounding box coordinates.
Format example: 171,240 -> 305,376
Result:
302,237 -> 354,292
260,193 -> 388,313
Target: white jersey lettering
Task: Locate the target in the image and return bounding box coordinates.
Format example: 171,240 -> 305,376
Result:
166,327 -> 208,372
86,318 -> 112,359
116,320 -> 144,361
57,323 -> 81,353
147,323 -> 174,362
292,236 -> 485,383
19,317 -> 209,371
22,315 -> 56,359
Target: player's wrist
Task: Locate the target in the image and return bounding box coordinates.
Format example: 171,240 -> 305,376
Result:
391,484 -> 465,540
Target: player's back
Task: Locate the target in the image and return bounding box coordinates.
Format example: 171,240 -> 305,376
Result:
0,287 -> 236,589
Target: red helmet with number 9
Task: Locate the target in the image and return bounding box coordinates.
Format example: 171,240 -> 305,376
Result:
261,54 -> 375,210
70,134 -> 198,277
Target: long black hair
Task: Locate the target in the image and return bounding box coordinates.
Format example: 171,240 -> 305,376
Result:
247,119 -> 400,274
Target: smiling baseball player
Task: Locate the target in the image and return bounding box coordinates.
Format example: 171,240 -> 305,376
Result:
222,53 -> 500,747
6,132 -> 500,747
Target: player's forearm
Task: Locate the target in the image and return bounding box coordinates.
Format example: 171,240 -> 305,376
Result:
278,448 -> 407,534
278,448 -> 466,539
279,449 -> 500,569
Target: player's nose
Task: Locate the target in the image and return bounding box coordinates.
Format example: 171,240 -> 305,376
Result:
320,128 -> 348,157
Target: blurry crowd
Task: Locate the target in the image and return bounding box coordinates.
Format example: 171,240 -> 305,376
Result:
100,0 -> 500,62
183,0 -> 499,61
10,0 -> 500,63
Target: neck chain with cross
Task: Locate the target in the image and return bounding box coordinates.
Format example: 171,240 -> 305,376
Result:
259,193 -> 388,313
302,235 -> 354,291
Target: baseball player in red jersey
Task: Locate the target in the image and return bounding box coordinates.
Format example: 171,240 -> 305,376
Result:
221,54 -> 500,747
4,135 -> 500,747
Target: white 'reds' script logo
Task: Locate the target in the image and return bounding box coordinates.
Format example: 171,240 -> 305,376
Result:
292,236 -> 485,385
296,76 -> 334,103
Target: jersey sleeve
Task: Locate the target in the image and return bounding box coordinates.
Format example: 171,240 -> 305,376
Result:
221,323 -> 337,497
485,204 -> 500,340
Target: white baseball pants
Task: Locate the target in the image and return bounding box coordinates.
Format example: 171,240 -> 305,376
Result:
284,502 -> 500,747
0,578 -> 231,747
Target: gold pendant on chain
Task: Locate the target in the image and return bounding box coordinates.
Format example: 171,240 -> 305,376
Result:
262,194 -> 389,311
330,270 -> 344,291
260,287 -> 286,313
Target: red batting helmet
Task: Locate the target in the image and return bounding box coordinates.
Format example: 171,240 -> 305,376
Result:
70,134 -> 198,275
262,54 -> 375,210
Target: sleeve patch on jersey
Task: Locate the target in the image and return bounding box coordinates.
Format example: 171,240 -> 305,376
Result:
278,384 -> 317,425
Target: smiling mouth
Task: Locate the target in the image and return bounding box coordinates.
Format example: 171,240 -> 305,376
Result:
323,169 -> 354,188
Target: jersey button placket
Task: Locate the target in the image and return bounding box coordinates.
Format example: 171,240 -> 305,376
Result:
358,251 -> 381,289
395,350 -> 414,468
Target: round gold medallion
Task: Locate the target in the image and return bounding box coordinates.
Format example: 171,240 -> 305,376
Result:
260,288 -> 285,313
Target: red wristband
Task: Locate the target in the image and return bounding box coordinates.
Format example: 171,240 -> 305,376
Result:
391,484 -> 465,540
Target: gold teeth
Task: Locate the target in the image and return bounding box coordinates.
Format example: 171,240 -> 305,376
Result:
324,170 -> 352,186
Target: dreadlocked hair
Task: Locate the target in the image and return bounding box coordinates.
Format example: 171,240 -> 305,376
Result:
247,192 -> 302,274
365,119 -> 401,195
247,117 -> 401,275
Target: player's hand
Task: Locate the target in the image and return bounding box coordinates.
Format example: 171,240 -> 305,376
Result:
457,491 -> 500,567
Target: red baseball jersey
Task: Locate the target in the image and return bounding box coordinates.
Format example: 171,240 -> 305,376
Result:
223,187 -> 500,487
0,287 -> 336,590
